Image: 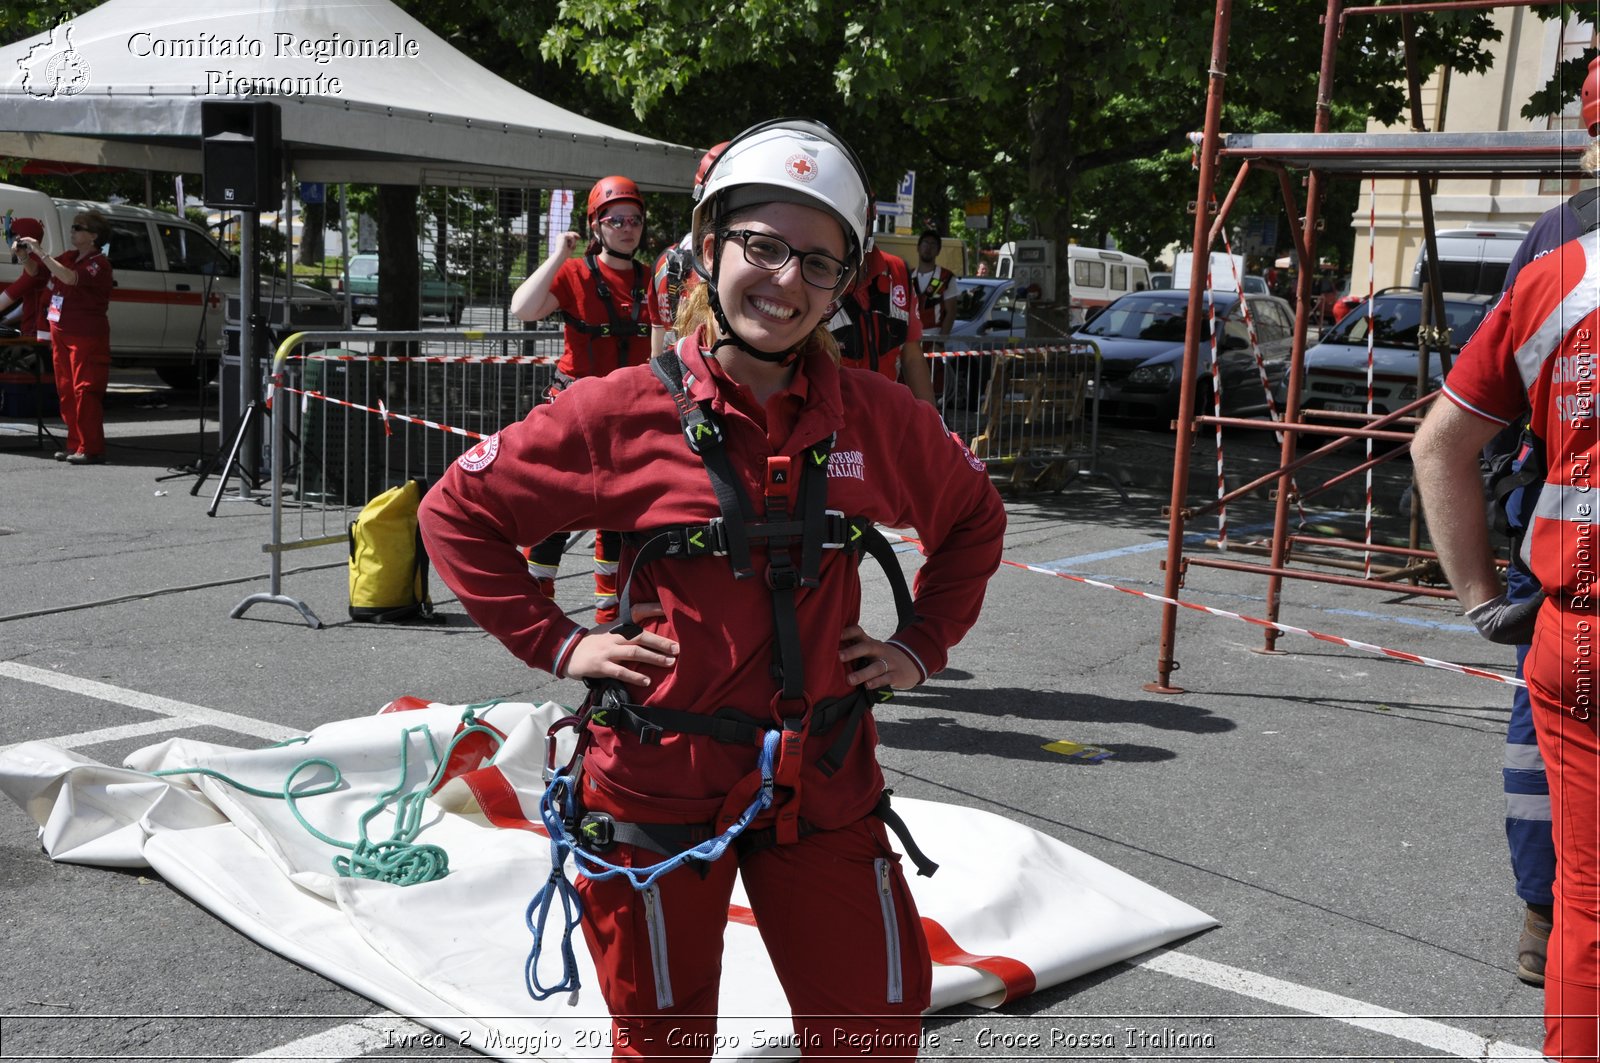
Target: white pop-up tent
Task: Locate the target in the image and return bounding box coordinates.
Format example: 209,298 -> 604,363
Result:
0,0 -> 697,191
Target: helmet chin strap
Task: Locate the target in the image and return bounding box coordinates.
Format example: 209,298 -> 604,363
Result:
698,234 -> 802,366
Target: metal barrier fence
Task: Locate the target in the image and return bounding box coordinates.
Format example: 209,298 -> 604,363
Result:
234,329 -> 562,627
233,331 -> 1110,625
924,338 -> 1105,493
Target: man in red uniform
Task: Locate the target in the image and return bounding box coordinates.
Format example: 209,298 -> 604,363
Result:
827,209 -> 936,405
17,210 -> 113,465
422,118 -> 1005,1060
650,141 -> 729,357
512,176 -> 659,623
1414,220 -> 1600,1060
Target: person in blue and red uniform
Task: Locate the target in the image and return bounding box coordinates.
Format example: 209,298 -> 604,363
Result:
1413,128 -> 1600,1059
421,119 -> 1005,1060
512,176 -> 659,623
16,210 -> 113,465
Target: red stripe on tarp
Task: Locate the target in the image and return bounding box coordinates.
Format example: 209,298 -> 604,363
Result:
919,918 -> 1036,1003
724,906 -> 1035,1001
377,695 -> 435,714
462,764 -> 547,836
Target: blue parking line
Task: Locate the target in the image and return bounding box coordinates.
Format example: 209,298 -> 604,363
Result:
1039,514 -> 1354,571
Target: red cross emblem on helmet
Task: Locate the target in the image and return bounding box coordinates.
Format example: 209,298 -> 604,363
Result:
785,153 -> 818,182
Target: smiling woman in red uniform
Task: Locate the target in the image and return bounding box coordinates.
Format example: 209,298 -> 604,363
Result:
17,210 -> 113,465
421,119 -> 1005,1060
511,176 -> 657,623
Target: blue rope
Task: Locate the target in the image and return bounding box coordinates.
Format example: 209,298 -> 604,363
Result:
523,729 -> 781,1002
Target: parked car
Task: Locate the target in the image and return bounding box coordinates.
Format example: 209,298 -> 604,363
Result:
944,277 -> 1028,345
1145,270 -> 1266,294
337,252 -> 467,325
1072,289 -> 1297,422
1301,288 -> 1493,417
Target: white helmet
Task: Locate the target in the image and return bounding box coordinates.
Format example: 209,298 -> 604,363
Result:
692,119 -> 870,279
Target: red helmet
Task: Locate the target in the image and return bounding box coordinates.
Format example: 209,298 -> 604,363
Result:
1584,55 -> 1600,137
586,176 -> 643,227
693,141 -> 731,194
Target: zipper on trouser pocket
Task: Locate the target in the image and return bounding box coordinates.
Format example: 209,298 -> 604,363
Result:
641,883 -> 675,1009
875,857 -> 904,1004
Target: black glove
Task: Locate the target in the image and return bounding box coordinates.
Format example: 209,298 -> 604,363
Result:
1465,591 -> 1546,645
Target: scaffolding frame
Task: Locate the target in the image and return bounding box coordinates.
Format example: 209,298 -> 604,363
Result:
1150,0 -> 1588,692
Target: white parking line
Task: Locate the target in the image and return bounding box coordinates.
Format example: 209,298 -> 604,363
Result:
229,1015 -> 407,1061
0,717 -> 200,755
0,662 -> 300,744
1135,948 -> 1543,1059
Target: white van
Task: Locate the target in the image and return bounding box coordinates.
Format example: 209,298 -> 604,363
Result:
995,241 -> 1151,325
1410,227 -> 1527,297
0,182 -> 340,387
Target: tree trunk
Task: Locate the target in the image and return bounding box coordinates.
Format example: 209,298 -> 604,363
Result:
376,185 -> 420,332
297,201 -> 325,266
1027,79 -> 1076,338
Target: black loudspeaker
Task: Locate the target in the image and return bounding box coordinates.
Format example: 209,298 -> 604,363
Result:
201,101 -> 281,211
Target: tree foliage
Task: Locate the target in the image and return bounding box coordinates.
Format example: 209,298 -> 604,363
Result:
527,0 -> 1571,276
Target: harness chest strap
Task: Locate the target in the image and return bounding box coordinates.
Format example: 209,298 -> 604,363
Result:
561,251 -> 648,366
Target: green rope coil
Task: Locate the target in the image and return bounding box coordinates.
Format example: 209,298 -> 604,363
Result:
152,704 -> 506,886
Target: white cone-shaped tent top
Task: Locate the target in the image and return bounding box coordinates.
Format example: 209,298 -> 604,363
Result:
0,0 -> 698,190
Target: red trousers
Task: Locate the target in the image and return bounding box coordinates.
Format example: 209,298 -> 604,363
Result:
1529,660 -> 1600,1060
50,329 -> 111,457
574,816 -> 932,1061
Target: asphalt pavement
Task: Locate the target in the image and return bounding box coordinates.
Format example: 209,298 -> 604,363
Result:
0,371 -> 1548,1061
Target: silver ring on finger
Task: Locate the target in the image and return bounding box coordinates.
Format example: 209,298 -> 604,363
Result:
878,657 -> 890,676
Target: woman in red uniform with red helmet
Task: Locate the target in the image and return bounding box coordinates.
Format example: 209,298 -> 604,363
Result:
422,119 -> 1005,1059
512,176 -> 659,623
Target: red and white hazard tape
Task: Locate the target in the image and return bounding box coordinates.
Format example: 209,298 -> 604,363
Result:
279,385 -> 490,442
1216,224 -> 1308,527
881,531 -> 1523,690
1363,179 -> 1379,579
289,352 -> 559,366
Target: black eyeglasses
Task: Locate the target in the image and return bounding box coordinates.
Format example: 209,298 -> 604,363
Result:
720,229 -> 848,290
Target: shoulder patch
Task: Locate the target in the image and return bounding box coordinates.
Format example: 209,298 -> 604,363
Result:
456,432 -> 500,472
951,431 -> 985,472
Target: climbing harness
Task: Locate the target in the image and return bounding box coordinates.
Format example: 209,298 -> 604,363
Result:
560,250 -> 648,372
522,340 -> 935,1001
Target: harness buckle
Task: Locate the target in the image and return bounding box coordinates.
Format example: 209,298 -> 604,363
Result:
765,562 -> 800,591
822,510 -> 849,550
577,812 -> 616,852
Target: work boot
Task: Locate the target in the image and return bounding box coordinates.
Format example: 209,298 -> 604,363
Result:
1517,903 -> 1553,986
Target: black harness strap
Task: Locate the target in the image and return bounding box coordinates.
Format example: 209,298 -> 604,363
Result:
1571,185 -> 1600,235
577,788 -> 938,878
561,251 -> 648,370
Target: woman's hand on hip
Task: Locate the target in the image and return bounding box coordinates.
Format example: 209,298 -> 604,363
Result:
566,603 -> 677,687
838,625 -> 914,691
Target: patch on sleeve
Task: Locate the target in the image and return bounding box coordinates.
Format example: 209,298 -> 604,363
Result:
456,432 -> 500,472
951,431 -> 985,472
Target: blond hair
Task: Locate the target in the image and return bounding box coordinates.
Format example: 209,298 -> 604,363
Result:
675,275 -> 841,366
1583,139 -> 1600,177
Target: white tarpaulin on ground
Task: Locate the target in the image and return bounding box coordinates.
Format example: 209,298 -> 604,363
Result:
0,698 -> 1217,1062
0,0 -> 697,190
